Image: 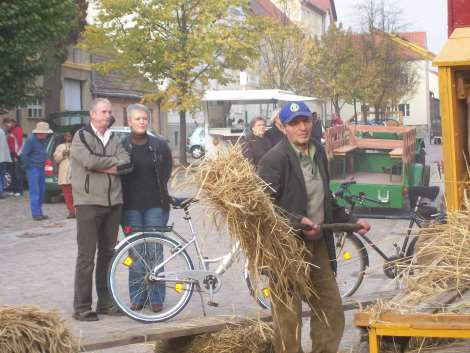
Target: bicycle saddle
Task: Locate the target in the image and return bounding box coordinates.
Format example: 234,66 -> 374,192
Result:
169,196 -> 199,209
408,186 -> 440,206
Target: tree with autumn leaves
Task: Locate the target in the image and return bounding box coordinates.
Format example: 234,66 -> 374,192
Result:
83,0 -> 261,165
302,0 -> 418,122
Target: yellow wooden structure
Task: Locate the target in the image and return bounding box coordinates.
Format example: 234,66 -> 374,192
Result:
433,27 -> 470,211
355,311 -> 470,353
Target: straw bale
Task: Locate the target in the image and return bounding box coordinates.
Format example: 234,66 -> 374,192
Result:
183,144 -> 316,306
154,321 -> 273,353
0,305 -> 77,353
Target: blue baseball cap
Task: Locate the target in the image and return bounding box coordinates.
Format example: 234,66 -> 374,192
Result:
279,101 -> 312,124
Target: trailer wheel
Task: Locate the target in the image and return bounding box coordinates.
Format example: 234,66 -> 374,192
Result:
422,165 -> 431,187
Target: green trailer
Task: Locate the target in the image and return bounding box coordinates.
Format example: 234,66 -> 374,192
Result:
325,124 -> 427,210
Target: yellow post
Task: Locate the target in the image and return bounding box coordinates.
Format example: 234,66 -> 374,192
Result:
368,327 -> 379,353
438,66 -> 461,211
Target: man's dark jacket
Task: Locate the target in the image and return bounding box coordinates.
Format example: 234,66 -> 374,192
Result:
257,137 -> 353,271
264,124 -> 284,147
122,134 -> 173,211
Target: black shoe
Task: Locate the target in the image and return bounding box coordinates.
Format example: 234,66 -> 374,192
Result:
67,214 -> 76,219
73,310 -> 99,321
33,215 -> 49,221
97,305 -> 124,316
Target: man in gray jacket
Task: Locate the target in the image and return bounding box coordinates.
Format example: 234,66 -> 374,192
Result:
71,98 -> 132,321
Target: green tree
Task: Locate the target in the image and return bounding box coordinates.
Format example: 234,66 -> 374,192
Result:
84,0 -> 261,165
303,24 -> 357,117
0,0 -> 84,111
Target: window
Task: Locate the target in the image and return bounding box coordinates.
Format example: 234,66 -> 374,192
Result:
27,100 -> 43,118
64,79 -> 82,110
398,104 -> 410,117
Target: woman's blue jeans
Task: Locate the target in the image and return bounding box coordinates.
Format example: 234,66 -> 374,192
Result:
123,208 -> 169,306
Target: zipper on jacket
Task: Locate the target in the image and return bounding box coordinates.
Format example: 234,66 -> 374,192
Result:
107,174 -> 112,206
97,132 -> 113,207
85,174 -> 90,194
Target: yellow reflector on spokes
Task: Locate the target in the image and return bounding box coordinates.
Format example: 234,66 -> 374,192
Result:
262,288 -> 270,298
175,283 -> 184,293
122,256 -> 133,267
343,251 -> 352,260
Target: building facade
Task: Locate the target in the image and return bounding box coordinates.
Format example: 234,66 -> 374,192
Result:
1,47 -> 165,137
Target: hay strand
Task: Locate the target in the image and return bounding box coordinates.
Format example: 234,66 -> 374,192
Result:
184,144 -> 316,306
0,305 -> 77,353
154,320 -> 273,353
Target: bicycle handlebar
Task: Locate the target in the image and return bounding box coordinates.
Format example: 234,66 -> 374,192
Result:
294,223 -> 363,233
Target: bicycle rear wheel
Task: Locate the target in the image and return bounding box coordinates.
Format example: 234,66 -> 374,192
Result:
108,233 -> 194,323
334,232 -> 369,297
244,264 -> 271,310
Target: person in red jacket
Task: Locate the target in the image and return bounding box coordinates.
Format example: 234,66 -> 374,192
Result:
3,118 -> 24,196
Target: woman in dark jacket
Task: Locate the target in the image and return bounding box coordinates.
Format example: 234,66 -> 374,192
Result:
242,116 -> 271,166
121,104 -> 172,313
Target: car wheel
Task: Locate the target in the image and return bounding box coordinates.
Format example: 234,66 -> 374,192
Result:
191,146 -> 204,159
3,169 -> 13,190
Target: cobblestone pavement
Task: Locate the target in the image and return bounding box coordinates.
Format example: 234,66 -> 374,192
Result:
0,144 -> 444,353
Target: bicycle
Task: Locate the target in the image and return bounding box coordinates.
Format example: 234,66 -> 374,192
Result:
332,180 -> 446,297
108,196 -> 275,322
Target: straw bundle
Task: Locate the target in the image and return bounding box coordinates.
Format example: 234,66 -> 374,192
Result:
185,144 -> 316,305
385,211 -> 470,310
155,321 -> 273,353
360,211 -> 470,352
0,305 -> 77,353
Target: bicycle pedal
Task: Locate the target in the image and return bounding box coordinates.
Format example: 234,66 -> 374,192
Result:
207,301 -> 219,307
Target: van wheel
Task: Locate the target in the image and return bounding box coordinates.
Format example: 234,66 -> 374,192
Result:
4,169 -> 13,190
191,146 -> 204,159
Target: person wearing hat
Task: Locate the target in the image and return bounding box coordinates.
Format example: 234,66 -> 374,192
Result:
20,121 -> 53,220
257,101 -> 370,353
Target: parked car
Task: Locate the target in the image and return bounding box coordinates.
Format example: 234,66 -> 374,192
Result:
186,126 -> 205,159
43,111 -> 159,202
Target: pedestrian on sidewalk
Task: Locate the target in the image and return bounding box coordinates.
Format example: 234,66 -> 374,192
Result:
0,125 -> 12,199
70,98 -> 132,321
3,117 -> 24,196
53,131 -> 75,219
242,116 -> 271,167
257,101 -> 370,353
121,103 -> 173,313
20,122 -> 53,220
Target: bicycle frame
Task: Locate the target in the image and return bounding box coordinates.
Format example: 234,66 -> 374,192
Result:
115,206 -> 242,279
340,192 -> 419,261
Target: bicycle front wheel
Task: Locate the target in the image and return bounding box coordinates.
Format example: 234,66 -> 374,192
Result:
108,233 -> 195,323
334,232 -> 368,297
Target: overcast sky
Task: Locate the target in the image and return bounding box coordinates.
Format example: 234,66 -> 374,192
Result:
334,0 -> 448,53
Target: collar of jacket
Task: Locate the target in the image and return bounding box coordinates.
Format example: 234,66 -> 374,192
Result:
84,124 -> 114,144
283,137 -> 329,194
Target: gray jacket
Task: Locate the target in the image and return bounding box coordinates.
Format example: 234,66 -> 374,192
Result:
0,129 -> 12,163
70,125 -> 132,207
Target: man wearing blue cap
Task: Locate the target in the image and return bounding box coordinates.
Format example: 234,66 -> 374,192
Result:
258,101 -> 370,353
